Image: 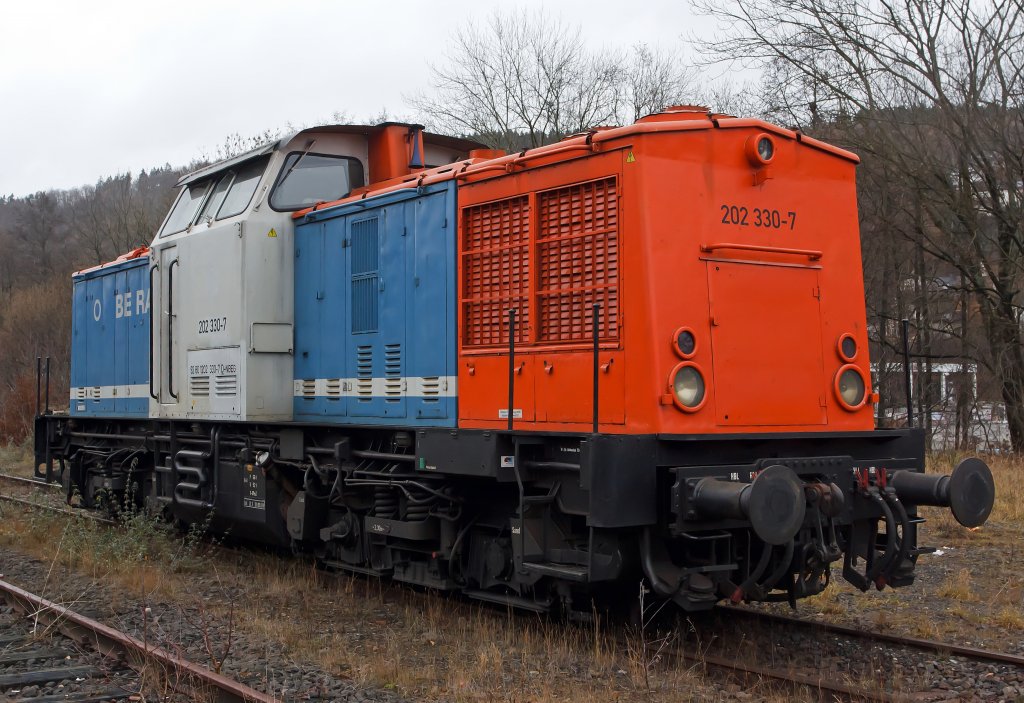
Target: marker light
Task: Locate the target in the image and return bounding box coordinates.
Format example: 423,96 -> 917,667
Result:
673,327 -> 697,358
838,333 -> 858,362
671,363 -> 706,411
835,365 -> 867,410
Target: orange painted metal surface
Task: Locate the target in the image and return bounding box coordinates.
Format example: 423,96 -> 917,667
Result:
73,245 -> 150,276
453,112 -> 874,435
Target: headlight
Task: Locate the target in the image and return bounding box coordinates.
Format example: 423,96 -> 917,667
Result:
838,333 -> 857,362
671,363 -> 706,411
835,365 -> 866,410
757,136 -> 774,161
673,327 -> 697,358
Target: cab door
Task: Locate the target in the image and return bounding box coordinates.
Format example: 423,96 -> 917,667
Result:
158,246 -> 179,404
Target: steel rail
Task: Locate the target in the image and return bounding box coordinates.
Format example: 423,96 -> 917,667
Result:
0,471 -> 61,490
0,578 -> 277,703
623,636 -> 902,703
0,494 -> 116,525
718,604 -> 1024,669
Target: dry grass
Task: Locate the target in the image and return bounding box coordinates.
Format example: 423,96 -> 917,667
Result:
0,503 -> 724,702
0,439 -> 33,474
924,452 -> 1024,540
936,568 -> 976,601
993,607 -> 1024,630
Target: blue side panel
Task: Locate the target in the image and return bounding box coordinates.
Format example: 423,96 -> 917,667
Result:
409,191 -> 452,421
70,257 -> 150,418
293,182 -> 457,427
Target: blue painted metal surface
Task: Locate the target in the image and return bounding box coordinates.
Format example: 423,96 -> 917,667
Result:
70,256 -> 151,417
293,183 -> 457,426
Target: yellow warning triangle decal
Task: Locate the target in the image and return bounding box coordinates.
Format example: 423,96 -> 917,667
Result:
626,151 -> 636,163
268,228 -> 278,238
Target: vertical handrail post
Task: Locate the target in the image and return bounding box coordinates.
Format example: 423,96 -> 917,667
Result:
44,356 -> 51,415
592,302 -> 600,434
901,318 -> 914,429
507,308 -> 517,432
35,357 -> 41,418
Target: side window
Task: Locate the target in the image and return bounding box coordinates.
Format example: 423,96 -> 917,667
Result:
269,153 -> 365,211
217,157 -> 268,219
160,181 -> 213,237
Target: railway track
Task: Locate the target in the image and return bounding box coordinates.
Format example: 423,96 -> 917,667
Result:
616,633 -> 900,703
719,603 -> 1024,669
0,471 -> 113,526
0,471 -> 62,491
0,578 -> 277,703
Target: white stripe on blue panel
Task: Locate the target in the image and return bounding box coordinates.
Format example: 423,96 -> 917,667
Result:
293,376 -> 457,399
70,384 -> 150,400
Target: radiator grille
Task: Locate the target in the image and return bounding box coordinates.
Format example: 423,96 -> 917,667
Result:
461,195 -> 530,347
537,177 -> 619,342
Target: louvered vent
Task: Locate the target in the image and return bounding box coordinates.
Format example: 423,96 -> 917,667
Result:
384,344 -> 402,398
421,376 -> 441,398
356,345 -> 373,398
462,196 -> 531,347
91,386 -> 101,398
325,378 -> 342,399
351,218 -> 380,334
300,379 -> 316,399
75,388 -> 87,400
190,377 -> 211,398
214,374 -> 238,397
537,177 -> 619,342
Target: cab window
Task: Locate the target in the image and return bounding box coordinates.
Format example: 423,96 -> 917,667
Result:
159,181 -> 212,236
269,153 -> 364,211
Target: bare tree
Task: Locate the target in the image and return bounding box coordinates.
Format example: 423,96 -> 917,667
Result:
411,10 -> 697,150
625,43 -> 699,121
696,0 -> 1024,450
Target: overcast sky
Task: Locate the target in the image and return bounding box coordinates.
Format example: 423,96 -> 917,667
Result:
0,0 -> 722,197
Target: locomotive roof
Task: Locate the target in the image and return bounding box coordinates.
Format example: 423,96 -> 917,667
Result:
175,124 -> 487,188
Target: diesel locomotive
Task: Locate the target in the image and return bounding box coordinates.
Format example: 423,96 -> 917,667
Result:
34,107 -> 996,613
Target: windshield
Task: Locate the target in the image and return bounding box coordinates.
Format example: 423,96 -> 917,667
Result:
269,153 -> 364,211
159,157 -> 270,237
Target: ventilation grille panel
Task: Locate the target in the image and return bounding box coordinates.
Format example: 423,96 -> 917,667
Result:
356,346 -> 373,398
461,195 -> 530,347
351,217 -> 380,334
537,177 -> 619,342
384,344 -> 403,398
213,374 -> 238,397
190,377 -> 210,398
325,378 -> 342,399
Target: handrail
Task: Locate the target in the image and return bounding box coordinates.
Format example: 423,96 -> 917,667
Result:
148,264 -> 158,400
167,259 -> 179,400
700,243 -> 823,261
